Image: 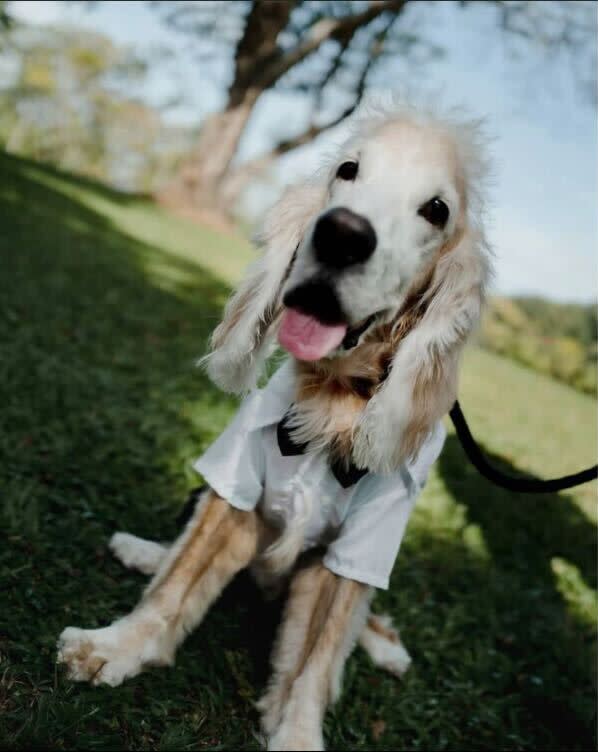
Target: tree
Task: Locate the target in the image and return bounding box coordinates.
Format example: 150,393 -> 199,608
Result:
147,0 -> 595,214
0,21 -> 195,191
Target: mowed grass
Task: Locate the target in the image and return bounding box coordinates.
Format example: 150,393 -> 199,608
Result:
0,152 -> 595,751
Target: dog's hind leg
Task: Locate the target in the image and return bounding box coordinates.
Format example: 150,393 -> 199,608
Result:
109,532 -> 169,575
108,485 -> 208,576
258,560 -> 372,751
57,490 -> 260,687
358,612 -> 412,677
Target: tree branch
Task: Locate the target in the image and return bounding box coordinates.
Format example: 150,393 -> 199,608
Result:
256,0 -> 406,90
229,0 -> 298,106
269,10 -> 397,158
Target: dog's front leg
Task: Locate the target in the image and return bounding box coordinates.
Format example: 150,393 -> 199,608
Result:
57,491 -> 259,686
258,560 -> 372,751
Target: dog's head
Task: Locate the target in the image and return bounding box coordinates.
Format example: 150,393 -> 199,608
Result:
278,114 -> 487,361
203,103 -> 491,471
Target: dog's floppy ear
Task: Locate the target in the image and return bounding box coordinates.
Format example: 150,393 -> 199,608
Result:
202,178 -> 327,393
352,225 -> 490,474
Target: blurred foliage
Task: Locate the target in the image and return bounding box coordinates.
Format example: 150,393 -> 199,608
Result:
479,296 -> 597,395
0,20 -> 195,191
0,0 -> 12,33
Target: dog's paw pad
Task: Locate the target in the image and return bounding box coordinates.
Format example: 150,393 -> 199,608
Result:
57,624 -> 149,687
57,627 -> 108,684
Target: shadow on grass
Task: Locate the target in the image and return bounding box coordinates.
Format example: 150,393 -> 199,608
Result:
325,437 -> 596,751
434,435 -> 596,749
1,150 -> 153,205
0,152 -> 269,749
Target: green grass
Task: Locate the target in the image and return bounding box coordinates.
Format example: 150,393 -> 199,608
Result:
1,152 -> 596,751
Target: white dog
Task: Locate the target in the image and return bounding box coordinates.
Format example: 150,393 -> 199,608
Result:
57,101 -> 491,751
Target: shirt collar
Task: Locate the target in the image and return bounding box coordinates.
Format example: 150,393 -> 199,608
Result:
252,360 -> 369,488
276,408 -> 368,488
251,359 -> 298,429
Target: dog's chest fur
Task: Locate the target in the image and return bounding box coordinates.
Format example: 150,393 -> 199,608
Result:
288,271 -> 433,465
292,341 -> 386,459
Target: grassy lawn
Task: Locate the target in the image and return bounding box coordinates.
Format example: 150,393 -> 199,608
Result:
1,152 -> 595,751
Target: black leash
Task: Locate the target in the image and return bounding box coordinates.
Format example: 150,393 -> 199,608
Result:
450,400 -> 597,493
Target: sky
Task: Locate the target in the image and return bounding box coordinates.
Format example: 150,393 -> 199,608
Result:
9,0 -> 598,304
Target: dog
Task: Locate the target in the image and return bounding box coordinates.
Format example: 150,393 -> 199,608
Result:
57,101 -> 491,751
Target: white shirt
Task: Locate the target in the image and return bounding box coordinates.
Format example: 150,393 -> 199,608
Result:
194,360 -> 445,589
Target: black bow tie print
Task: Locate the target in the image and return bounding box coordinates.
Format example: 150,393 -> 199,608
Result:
276,410 -> 368,489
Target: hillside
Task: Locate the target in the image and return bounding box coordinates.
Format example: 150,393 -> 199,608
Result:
1,153 -> 595,751
480,296 -> 597,395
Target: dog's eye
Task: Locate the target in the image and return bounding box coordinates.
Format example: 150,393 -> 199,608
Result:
418,197 -> 449,228
336,161 -> 358,181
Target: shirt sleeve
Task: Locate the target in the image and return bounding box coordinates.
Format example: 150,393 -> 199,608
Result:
406,419 -> 447,488
324,422 -> 446,590
192,392 -> 265,511
323,467 -> 417,590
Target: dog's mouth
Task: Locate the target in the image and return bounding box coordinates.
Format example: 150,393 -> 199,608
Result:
279,280 -> 348,361
279,308 -> 347,361
279,279 -> 383,361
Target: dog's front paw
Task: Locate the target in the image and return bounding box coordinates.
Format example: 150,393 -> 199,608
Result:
268,725 -> 325,752
58,626 -> 132,686
57,618 -> 171,687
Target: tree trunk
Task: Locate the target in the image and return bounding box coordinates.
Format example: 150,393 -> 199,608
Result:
183,92 -> 260,209
166,1 -> 295,213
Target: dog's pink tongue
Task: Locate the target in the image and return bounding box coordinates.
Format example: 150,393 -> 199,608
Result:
278,309 -> 347,361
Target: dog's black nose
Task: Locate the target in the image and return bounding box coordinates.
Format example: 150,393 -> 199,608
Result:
312,208 -> 377,269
